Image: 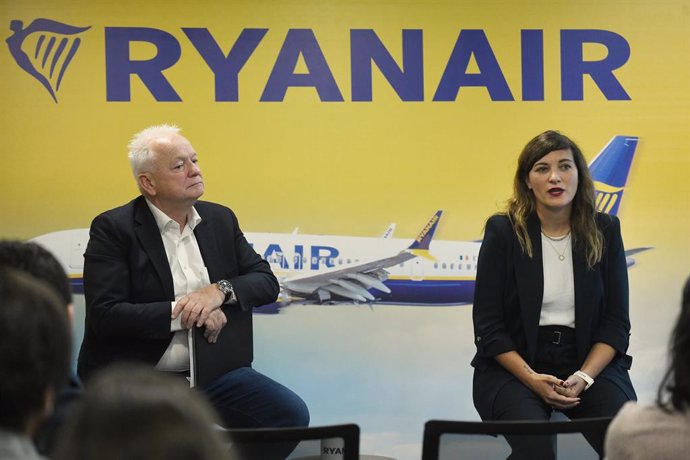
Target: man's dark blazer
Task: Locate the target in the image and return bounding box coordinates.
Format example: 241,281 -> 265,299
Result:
77,196 -> 279,381
471,212 -> 636,419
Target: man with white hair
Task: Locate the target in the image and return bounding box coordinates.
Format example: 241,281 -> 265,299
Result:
77,125 -> 309,439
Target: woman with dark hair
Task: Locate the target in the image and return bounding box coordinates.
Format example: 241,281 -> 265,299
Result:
471,131 -> 636,459
605,276 -> 690,459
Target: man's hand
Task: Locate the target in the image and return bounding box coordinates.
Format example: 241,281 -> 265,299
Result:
202,309 -> 227,343
172,284 -> 224,328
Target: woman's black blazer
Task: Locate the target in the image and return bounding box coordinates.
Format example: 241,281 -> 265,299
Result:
471,212 -> 636,419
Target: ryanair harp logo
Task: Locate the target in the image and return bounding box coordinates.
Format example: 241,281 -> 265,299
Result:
594,181 -> 624,214
7,19 -> 90,103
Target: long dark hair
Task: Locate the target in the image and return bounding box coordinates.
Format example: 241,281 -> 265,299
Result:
506,130 -> 602,268
656,276 -> 690,412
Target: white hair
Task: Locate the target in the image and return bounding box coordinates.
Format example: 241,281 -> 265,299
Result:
127,124 -> 181,177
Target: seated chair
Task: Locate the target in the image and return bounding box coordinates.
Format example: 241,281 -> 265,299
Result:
422,417 -> 613,460
224,423 -> 360,460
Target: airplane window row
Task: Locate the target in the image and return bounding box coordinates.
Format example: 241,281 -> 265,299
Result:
396,261 -> 477,271
265,256 -> 359,266
433,262 -> 477,270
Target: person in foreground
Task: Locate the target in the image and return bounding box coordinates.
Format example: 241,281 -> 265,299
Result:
77,124 -> 309,452
53,364 -> 227,460
605,276 -> 690,459
471,131 -> 636,459
0,268 -> 71,460
0,240 -> 83,456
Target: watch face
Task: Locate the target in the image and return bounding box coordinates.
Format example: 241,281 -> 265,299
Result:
218,280 -> 231,294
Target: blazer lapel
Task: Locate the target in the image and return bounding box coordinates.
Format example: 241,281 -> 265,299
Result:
515,215 -> 544,364
133,197 -> 174,299
193,205 -> 222,282
573,242 -> 595,363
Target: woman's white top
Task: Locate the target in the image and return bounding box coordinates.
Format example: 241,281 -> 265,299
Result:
539,232 -> 575,328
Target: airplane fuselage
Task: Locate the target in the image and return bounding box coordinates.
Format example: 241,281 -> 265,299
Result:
250,233 -> 480,305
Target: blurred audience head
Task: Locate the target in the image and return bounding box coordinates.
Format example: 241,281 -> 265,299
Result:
657,275 -> 690,412
0,240 -> 72,311
53,364 -> 228,460
0,267 -> 71,434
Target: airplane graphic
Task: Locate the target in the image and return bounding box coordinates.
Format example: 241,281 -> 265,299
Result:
30,135 -> 646,311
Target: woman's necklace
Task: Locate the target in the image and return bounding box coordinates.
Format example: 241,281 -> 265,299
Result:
541,230 -> 571,261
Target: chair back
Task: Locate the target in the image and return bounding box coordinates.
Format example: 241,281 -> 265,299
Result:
225,423 -> 360,460
422,417 -> 613,460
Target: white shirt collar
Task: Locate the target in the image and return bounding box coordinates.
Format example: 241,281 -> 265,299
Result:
145,198 -> 202,233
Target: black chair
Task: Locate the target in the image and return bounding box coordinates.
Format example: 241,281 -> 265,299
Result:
422,417 -> 613,460
224,423 -> 360,460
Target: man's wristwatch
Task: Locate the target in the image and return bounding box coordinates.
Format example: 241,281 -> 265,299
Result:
216,279 -> 236,304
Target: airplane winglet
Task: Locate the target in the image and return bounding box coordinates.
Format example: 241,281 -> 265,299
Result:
408,210 -> 442,251
409,249 -> 437,262
381,223 -> 396,239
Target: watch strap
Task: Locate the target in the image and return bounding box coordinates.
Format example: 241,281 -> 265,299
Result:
573,370 -> 594,391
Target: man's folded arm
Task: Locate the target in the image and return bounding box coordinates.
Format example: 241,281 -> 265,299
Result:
228,213 -> 280,310
83,213 -> 173,340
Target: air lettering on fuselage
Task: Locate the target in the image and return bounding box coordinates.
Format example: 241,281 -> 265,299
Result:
259,243 -> 340,270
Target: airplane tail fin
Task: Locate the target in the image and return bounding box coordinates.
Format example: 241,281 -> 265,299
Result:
381,223 -> 396,239
407,210 -> 442,259
588,136 -> 639,216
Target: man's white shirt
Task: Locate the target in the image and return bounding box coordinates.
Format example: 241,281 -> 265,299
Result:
146,200 -> 209,371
